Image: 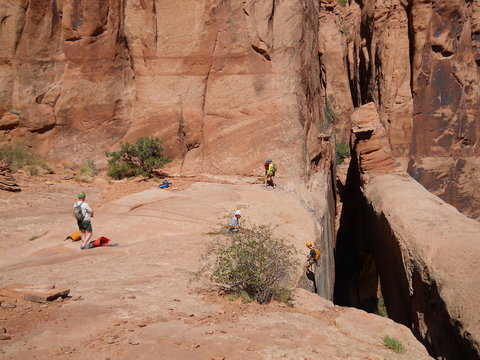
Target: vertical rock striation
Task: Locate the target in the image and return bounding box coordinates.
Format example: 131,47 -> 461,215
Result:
408,0 -> 480,220
0,0 -> 326,179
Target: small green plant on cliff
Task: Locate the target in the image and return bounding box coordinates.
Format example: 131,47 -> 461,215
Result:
0,142 -> 46,172
338,0 -> 348,7
382,335 -> 406,354
197,224 -> 298,305
325,98 -> 335,124
106,136 -> 170,179
335,142 -> 350,165
376,295 -> 388,318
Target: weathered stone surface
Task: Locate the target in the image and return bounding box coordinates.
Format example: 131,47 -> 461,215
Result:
348,0 -> 413,158
342,109 -> 480,359
0,182 -> 433,359
350,102 -> 401,173
0,284 -> 70,303
358,173 -> 480,359
0,0 -> 325,179
0,161 -> 20,192
23,288 -> 70,303
0,301 -> 16,309
339,0 -> 480,220
407,0 -> 480,221
0,112 -> 20,130
318,4 -> 354,143
318,0 -> 479,220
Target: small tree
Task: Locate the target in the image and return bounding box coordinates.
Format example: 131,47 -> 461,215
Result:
106,136 -> 170,179
199,224 -> 298,304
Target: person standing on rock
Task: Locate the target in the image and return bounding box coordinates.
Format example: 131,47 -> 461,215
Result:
304,242 -> 321,274
73,191 -> 94,250
263,158 -> 277,188
228,210 -> 242,232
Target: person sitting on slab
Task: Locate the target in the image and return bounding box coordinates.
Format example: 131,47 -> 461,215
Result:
229,210 -> 242,232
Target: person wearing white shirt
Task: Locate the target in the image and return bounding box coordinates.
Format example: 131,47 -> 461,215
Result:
73,191 -> 94,250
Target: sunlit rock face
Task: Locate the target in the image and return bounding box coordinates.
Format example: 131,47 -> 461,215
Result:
0,0 -> 326,178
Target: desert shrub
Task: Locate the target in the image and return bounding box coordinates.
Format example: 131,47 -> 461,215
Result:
199,224 -> 298,304
74,160 -> 99,182
106,136 -> 170,179
272,286 -> 294,307
335,142 -> 350,165
0,142 -> 46,172
376,295 -> 388,318
338,0 -> 348,6
107,162 -> 137,180
80,160 -> 99,176
382,335 -> 406,354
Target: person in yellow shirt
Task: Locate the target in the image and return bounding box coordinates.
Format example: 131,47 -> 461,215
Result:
263,159 -> 277,188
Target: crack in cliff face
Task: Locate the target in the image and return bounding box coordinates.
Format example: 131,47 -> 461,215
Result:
251,44 -> 271,61
198,30 -> 220,170
335,147 -> 480,359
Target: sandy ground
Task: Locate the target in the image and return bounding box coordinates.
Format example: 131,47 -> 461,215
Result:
0,173 -> 432,360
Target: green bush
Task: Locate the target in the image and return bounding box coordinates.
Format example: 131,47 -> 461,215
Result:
376,295 -> 388,317
0,142 -> 45,172
107,162 -> 137,180
335,142 -> 350,165
106,136 -> 170,179
382,335 -> 406,354
338,0 -> 348,7
199,224 -> 298,304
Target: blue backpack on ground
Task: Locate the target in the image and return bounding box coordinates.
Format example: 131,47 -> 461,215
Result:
159,180 -> 171,189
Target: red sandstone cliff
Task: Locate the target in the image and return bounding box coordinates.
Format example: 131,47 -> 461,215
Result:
0,0 -> 325,178
1,1 -> 478,220
321,0 -> 480,220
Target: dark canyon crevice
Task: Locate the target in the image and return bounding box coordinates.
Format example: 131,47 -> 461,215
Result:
333,145 -> 479,360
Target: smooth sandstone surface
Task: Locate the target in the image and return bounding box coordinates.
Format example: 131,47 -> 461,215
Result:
0,180 -> 432,360
0,0 -> 323,178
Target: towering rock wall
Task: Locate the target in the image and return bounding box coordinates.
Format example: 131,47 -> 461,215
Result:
0,0 -> 325,178
320,0 -> 479,220
408,0 -> 480,220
